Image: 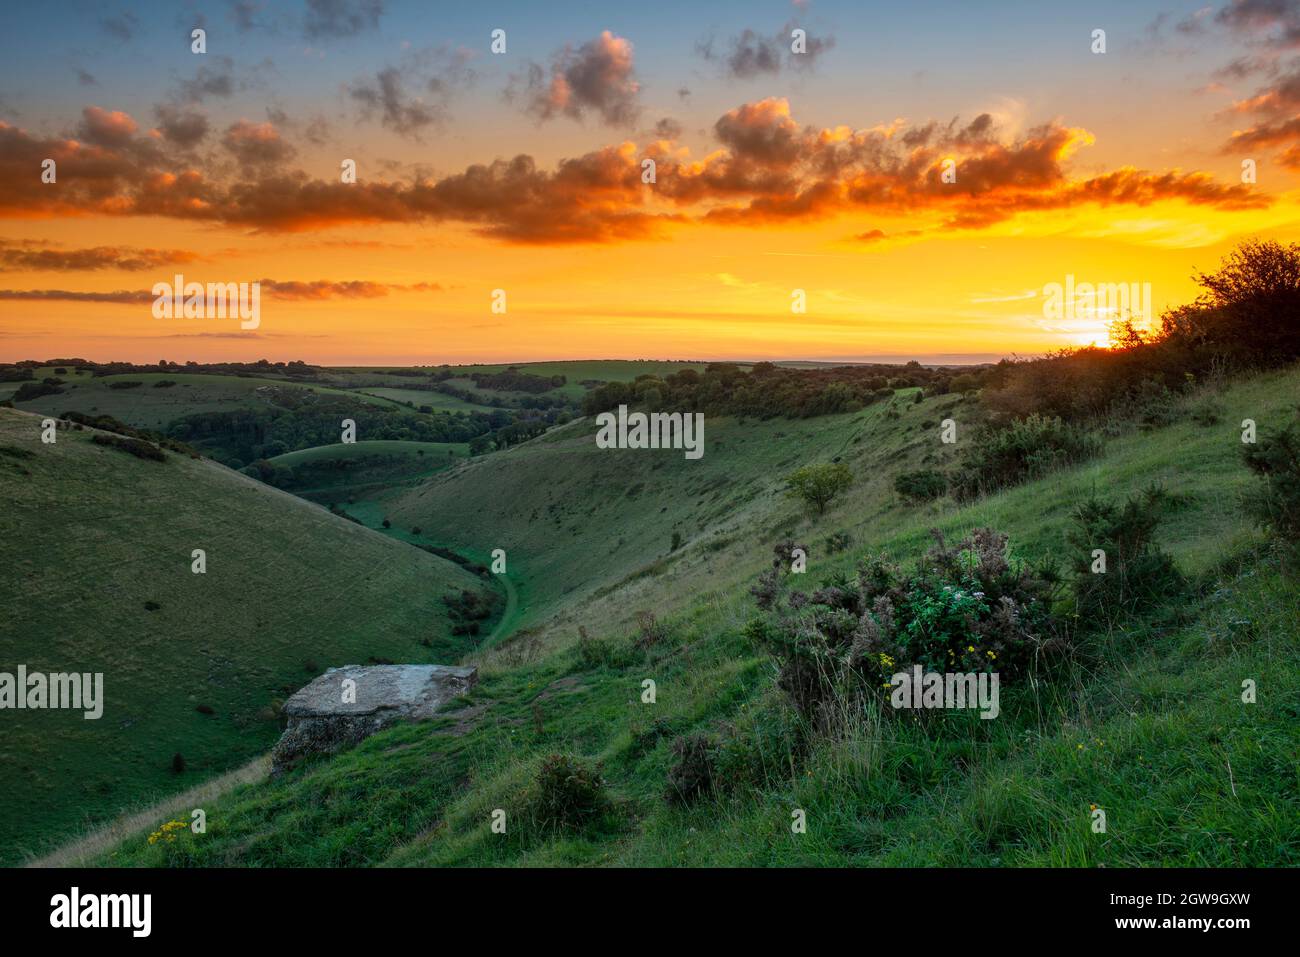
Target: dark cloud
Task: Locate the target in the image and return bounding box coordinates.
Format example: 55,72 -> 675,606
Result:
348,47 -> 475,139
1216,0 -> 1300,49
76,69 -> 97,87
98,11 -> 139,41
0,241 -> 200,272
350,67 -> 442,138
176,58 -> 236,103
697,21 -> 834,78
653,117 -> 683,140
514,31 -> 641,126
154,104 -> 210,148
302,0 -> 383,40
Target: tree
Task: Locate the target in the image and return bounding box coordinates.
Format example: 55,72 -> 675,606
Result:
786,462 -> 853,515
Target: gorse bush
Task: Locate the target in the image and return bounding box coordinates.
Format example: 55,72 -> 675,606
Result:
952,415 -> 1100,500
1242,417 -> 1300,560
894,468 -> 947,503
1067,486 -> 1184,622
525,754 -> 607,831
665,733 -> 718,805
91,433 -> 167,462
748,532 -> 1065,724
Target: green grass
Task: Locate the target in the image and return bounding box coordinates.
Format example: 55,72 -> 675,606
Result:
84,365 -> 1300,868
0,408 -> 499,864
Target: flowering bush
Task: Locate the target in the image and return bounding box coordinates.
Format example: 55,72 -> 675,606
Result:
748,529 -> 1067,723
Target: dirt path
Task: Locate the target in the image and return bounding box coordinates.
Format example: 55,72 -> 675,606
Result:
24,756 -> 269,868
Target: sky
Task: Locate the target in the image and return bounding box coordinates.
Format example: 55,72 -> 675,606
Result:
0,0 -> 1298,365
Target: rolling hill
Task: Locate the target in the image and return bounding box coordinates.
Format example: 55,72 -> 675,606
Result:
0,407 -> 500,864
84,365 -> 1300,867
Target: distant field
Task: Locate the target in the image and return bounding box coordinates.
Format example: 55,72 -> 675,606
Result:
356,387 -> 497,413
265,439 -> 470,502
268,439 -> 468,467
0,407 -> 497,864
10,372 -> 408,430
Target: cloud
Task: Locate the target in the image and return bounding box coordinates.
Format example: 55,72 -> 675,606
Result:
0,288 -> 152,303
697,21 -> 834,78
77,106 -> 139,147
0,98 -> 1267,244
302,0 -> 383,40
76,70 -> 97,87
0,241 -> 202,272
515,31 -> 641,126
0,278 -> 439,304
349,67 -> 442,138
175,58 -> 236,104
1216,0 -> 1300,49
154,104 -> 210,148
1220,61 -> 1300,167
222,119 -> 295,167
98,11 -> 139,41
348,47 -> 476,139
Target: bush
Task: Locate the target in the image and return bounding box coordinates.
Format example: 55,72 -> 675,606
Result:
525,754 -> 607,831
665,733 -> 718,805
12,381 -> 63,402
91,433 -> 166,462
575,625 -> 630,669
1242,418 -> 1300,558
1067,486 -> 1184,622
750,529 -> 1065,724
171,753 -> 186,773
952,415 -> 1100,500
894,468 -> 947,503
785,462 -> 853,514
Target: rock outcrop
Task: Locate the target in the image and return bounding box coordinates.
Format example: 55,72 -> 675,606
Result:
271,664 -> 477,774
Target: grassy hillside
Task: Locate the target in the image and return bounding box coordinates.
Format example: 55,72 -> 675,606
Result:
91,366 -> 1300,867
0,408 -> 499,864
264,439 -> 469,502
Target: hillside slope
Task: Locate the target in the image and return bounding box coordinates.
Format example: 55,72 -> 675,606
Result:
383,367 -> 1297,661
91,368 -> 1299,867
0,407 -> 498,863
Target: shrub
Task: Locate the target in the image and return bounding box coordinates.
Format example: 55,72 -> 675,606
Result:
91,433 -> 166,462
1242,418 -> 1300,558
171,753 -> 186,773
825,530 -> 853,554
1067,486 -> 1184,621
952,415 -> 1100,500
894,468 -> 947,503
108,380 -> 143,390
665,733 -> 718,805
12,381 -> 63,402
785,462 -> 853,514
525,754 -> 607,831
575,625 -> 630,669
750,528 -> 1065,724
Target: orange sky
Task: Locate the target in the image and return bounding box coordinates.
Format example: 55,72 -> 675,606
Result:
3,3 -> 1300,364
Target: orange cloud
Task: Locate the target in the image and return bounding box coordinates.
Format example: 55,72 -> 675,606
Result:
0,98 -> 1271,242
